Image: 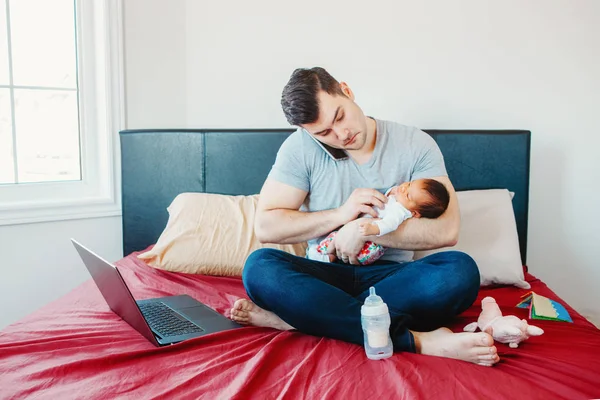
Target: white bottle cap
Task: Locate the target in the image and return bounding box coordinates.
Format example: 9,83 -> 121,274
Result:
361,287 -> 389,317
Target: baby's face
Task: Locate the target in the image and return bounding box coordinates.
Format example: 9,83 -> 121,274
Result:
388,180 -> 431,212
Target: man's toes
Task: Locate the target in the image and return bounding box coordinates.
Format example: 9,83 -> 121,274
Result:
232,301 -> 241,311
233,298 -> 246,310
477,333 -> 494,346
238,299 -> 254,311
230,310 -> 249,321
230,307 -> 247,318
475,345 -> 496,356
478,354 -> 500,364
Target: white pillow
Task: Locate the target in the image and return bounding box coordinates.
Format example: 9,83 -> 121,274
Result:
414,189 -> 530,289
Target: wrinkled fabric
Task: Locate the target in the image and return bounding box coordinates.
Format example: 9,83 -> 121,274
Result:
1,250 -> 599,400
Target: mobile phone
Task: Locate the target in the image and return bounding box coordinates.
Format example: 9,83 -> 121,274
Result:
303,129 -> 348,161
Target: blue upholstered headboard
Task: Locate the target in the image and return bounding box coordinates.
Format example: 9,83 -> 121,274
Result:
120,129 -> 531,264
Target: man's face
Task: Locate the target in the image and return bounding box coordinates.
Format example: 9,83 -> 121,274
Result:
301,84 -> 369,151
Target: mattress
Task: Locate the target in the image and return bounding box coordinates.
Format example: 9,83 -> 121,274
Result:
1,250 -> 599,400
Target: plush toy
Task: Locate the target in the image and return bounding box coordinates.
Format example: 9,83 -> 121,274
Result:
464,296 -> 544,348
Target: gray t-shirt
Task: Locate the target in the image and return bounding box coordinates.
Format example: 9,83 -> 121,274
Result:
267,118 -> 448,263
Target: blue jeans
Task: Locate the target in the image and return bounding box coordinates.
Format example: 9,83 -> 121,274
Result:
242,249 -> 480,352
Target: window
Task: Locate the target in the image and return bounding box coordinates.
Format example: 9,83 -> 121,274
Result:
1,0 -> 81,185
0,0 -> 123,225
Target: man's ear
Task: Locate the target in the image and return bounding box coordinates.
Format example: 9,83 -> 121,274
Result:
339,82 -> 355,100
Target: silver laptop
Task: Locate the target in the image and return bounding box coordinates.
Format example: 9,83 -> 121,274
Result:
71,239 -> 241,346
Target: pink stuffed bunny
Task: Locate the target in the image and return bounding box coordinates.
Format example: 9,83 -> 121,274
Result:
464,296 -> 544,348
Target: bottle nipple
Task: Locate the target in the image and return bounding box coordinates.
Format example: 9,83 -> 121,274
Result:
365,287 -> 383,306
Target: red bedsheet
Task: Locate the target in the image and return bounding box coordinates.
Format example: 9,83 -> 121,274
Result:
1,251 -> 599,400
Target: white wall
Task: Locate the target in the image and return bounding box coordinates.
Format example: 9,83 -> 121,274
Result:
0,218 -> 122,328
3,0 -> 599,330
124,0 -> 187,128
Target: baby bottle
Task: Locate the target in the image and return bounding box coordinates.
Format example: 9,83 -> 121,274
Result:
361,287 -> 393,360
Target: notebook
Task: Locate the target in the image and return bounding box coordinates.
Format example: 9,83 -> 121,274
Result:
516,291 -> 573,323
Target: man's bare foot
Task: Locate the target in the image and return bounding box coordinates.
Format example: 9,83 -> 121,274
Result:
412,327 -> 500,366
230,298 -> 295,331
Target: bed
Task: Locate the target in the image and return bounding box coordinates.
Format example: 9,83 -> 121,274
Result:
1,128 -> 599,400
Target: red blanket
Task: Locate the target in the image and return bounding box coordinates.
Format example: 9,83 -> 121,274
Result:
1,251 -> 599,399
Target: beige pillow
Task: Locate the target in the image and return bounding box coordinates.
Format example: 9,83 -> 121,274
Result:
138,193 -> 308,276
414,189 -> 530,289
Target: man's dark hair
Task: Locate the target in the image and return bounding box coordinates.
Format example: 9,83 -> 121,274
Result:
417,179 -> 451,218
281,67 -> 345,126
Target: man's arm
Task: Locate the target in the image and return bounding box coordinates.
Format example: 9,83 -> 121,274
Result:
255,178 -> 387,244
254,178 -> 344,244
367,176 -> 460,250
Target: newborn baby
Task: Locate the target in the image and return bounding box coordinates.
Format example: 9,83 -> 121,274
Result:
310,178 -> 450,265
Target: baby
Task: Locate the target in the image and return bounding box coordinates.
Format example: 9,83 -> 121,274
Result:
308,178 -> 450,265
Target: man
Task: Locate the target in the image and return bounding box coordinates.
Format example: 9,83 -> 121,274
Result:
230,67 -> 499,366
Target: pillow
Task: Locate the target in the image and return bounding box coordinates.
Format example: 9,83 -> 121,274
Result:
413,189 -> 530,289
138,193 -> 308,276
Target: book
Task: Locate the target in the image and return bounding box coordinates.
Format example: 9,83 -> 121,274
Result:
516,291 -> 573,323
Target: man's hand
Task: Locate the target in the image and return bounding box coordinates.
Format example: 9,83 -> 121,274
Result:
327,218 -> 370,265
359,220 -> 381,236
336,188 -> 387,224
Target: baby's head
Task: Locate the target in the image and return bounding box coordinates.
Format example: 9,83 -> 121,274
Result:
388,178 -> 450,218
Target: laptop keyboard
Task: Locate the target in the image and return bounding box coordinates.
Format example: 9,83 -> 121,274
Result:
138,302 -> 204,337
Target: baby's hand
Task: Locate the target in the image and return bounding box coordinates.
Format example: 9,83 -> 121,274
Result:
359,221 -> 380,236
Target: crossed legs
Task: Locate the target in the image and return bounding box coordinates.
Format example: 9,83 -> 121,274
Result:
231,249 -> 498,366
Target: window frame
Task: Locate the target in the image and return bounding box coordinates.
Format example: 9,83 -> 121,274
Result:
0,0 -> 124,225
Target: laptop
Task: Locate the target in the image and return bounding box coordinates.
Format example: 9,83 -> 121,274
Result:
71,239 -> 241,346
